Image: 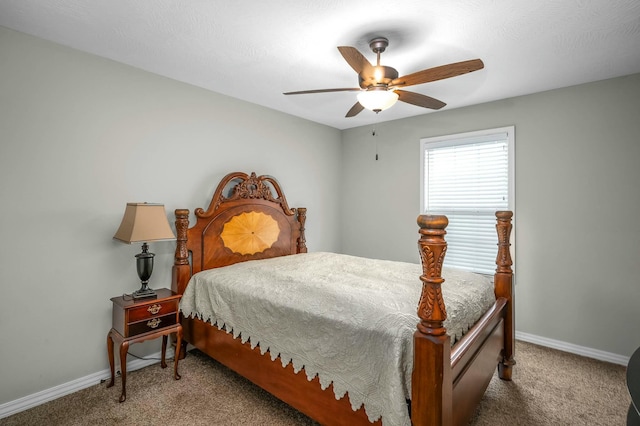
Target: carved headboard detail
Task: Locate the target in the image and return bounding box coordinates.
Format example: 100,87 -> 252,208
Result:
196,172 -> 295,218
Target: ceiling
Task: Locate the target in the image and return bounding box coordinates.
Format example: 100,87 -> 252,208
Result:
1,1 -> 639,130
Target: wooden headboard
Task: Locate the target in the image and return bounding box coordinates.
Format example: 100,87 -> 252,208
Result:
172,172 -> 307,295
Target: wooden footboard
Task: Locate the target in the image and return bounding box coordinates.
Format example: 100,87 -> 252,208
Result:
171,172 -> 514,426
451,303 -> 506,425
411,212 -> 514,425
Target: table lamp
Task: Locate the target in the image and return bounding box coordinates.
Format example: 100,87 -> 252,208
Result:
113,203 -> 176,299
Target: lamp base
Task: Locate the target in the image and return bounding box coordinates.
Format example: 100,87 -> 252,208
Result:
133,243 -> 157,299
132,286 -> 157,300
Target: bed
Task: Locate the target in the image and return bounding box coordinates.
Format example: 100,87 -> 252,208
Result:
171,171 -> 514,426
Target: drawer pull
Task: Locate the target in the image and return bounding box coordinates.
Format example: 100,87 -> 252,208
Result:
147,318 -> 162,329
147,304 -> 162,315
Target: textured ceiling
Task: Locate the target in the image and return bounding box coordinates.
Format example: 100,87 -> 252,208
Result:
1,1 -> 639,130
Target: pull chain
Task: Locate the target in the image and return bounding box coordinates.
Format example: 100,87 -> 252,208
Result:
372,125 -> 378,160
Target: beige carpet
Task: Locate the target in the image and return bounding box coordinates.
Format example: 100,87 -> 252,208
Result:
1,341 -> 631,425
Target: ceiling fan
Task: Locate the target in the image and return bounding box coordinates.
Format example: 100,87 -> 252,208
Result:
283,37 -> 484,118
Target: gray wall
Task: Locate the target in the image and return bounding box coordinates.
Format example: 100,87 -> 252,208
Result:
341,73 -> 640,358
0,27 -> 342,405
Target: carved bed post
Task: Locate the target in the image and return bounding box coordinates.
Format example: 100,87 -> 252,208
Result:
172,209 -> 191,295
494,211 -> 515,380
296,207 -> 307,253
412,215 -> 453,426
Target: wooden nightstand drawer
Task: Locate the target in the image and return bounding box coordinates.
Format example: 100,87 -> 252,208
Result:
128,313 -> 177,336
128,299 -> 178,322
111,288 -> 181,338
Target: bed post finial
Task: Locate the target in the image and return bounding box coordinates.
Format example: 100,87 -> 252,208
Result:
416,214 -> 449,335
172,209 -> 191,295
495,211 -> 513,273
296,208 -> 307,253
495,210 -> 515,380
412,214 -> 452,425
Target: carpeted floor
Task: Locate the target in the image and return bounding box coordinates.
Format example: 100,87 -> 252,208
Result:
1,340 -> 631,425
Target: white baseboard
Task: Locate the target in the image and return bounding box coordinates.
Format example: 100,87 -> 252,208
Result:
516,331 -> 629,366
0,350 -> 170,420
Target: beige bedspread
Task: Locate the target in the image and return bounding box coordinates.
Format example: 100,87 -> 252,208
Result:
180,252 -> 494,426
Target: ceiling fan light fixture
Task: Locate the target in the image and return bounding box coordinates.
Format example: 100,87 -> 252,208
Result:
357,89 -> 399,113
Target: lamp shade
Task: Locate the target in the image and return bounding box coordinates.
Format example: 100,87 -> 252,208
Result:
357,89 -> 399,112
113,203 -> 176,243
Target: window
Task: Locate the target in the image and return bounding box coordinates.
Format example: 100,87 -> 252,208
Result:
420,127 -> 514,275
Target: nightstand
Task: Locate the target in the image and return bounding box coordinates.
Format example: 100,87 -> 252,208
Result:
106,288 -> 182,402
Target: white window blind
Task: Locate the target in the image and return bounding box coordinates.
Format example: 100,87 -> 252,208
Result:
421,128 -> 513,275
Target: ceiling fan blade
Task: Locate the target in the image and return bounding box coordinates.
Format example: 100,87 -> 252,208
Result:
283,88 -> 361,95
391,59 -> 484,88
345,102 -> 364,117
337,46 -> 374,75
396,90 -> 446,110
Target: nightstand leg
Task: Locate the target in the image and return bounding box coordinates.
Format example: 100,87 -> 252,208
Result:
174,325 -> 182,380
161,335 -> 168,369
119,341 -> 129,403
106,330 -> 115,388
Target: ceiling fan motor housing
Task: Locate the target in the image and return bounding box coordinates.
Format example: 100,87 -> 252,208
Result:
359,66 -> 399,89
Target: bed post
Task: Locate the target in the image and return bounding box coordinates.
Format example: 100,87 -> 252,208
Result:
494,211 -> 515,380
412,215 -> 452,426
296,207 -> 307,253
172,209 -> 191,295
